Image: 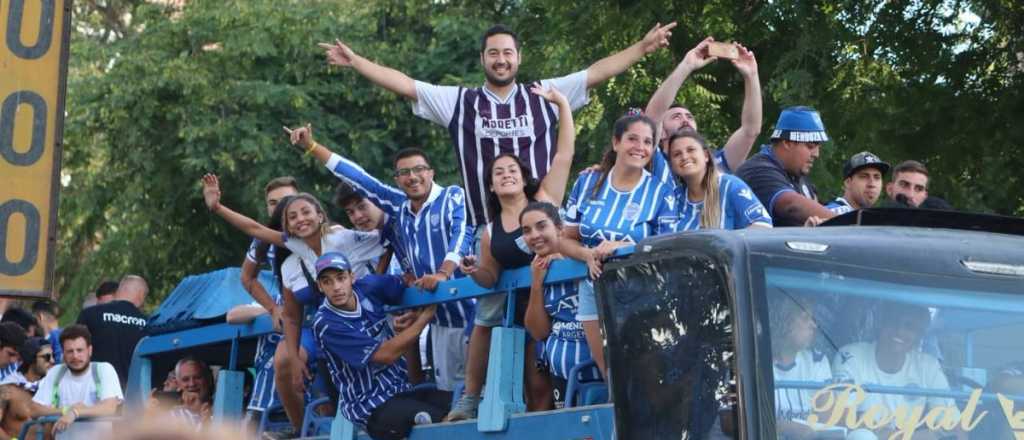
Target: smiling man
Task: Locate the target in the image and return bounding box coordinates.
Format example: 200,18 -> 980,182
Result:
827,152 -> 890,214
320,22 -> 675,226
735,106 -> 836,226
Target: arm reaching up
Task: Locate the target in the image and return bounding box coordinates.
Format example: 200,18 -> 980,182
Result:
586,22 -> 676,88
202,174 -> 285,247
719,43 -> 762,170
645,37 -> 717,123
319,39 -> 417,100
531,85 -> 575,206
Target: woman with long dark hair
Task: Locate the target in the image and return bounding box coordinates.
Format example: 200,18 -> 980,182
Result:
560,113 -> 677,376
446,85 -> 576,420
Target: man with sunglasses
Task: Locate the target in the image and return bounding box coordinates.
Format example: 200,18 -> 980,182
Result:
285,126 -> 474,394
1,338 -> 54,392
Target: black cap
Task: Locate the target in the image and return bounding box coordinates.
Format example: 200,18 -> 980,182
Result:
843,151 -> 890,179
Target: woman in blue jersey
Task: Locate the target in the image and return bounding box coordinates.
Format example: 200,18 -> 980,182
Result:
521,202 -> 602,404
665,129 -> 772,231
447,85 -> 575,420
202,176 -> 383,430
561,113 -> 677,376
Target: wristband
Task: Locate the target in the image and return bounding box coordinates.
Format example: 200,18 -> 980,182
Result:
304,141 -> 318,156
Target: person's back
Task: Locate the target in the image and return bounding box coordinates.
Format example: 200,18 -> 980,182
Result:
76,275 -> 148,387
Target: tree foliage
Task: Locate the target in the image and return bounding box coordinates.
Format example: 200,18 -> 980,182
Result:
55,0 -> 1024,319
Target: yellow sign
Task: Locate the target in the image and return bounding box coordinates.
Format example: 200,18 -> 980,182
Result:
0,0 -> 71,297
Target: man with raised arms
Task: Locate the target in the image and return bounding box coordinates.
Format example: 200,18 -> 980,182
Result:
319,23 -> 675,226
645,37 -> 762,179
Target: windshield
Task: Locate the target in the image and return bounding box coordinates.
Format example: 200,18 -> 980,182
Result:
763,264 -> 1024,439
599,253 -> 734,440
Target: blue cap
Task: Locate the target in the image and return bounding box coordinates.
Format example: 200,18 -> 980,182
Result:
315,252 -> 351,278
770,106 -> 829,143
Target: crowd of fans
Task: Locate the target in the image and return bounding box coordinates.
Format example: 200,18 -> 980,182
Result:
191,23 -> 960,440
0,23 -> 960,440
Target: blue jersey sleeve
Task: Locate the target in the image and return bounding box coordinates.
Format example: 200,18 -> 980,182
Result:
357,274 -> 407,306
722,174 -> 772,229
325,153 -> 407,218
442,186 -> 474,265
564,172 -> 595,225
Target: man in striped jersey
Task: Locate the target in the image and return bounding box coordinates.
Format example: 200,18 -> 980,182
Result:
286,126 -> 474,393
320,22 -> 676,226
645,37 -> 762,181
312,253 -> 449,440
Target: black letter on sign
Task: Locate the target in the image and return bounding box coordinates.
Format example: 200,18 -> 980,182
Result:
0,91 -> 47,166
5,0 -> 55,60
0,199 -> 40,276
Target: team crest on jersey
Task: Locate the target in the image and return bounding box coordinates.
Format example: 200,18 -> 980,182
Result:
430,214 -> 440,227
738,188 -> 754,200
623,203 -> 642,221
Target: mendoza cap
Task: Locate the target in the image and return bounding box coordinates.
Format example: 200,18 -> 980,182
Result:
315,252 -> 351,278
770,106 -> 829,143
843,151 -> 890,178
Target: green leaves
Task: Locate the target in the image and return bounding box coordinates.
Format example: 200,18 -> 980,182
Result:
56,0 -> 1023,319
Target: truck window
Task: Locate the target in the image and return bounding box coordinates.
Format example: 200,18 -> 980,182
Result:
599,253 -> 735,439
763,265 -> 1024,439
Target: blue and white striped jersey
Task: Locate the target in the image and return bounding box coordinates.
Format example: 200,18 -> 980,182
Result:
0,363 -> 18,381
313,275 -> 410,427
825,197 -> 854,215
666,173 -> 773,232
245,238 -> 277,268
542,281 -> 600,382
564,169 -> 676,247
324,153 -> 476,328
651,147 -> 731,189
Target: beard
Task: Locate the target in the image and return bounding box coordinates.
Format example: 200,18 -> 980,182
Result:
484,64 -> 517,87
67,361 -> 89,374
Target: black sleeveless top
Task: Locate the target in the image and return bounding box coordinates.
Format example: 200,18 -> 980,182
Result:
490,215 -> 534,269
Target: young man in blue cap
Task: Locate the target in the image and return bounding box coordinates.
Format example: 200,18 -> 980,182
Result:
735,106 -> 837,226
826,151 -> 890,214
311,252 -> 449,440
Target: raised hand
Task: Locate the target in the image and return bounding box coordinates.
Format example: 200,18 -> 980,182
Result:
318,39 -> 357,67
282,123 -> 314,152
201,174 -> 222,212
681,37 -> 718,73
730,43 -> 758,78
639,22 -> 677,55
530,84 -> 568,106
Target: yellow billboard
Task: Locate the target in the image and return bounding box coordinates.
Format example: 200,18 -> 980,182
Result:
0,0 -> 72,298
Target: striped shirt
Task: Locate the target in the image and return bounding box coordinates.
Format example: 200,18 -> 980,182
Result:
773,350 -> 832,421
564,169 -> 677,247
666,173 -> 773,232
325,154 -> 476,328
313,275 -> 410,427
245,238 -> 277,268
243,238 -> 283,411
825,197 -> 855,215
412,71 -> 589,226
542,281 -> 600,382
0,363 -> 18,381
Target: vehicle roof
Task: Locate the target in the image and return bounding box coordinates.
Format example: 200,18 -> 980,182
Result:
639,225 -> 1024,290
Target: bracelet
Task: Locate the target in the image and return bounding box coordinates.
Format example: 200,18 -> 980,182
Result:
304,141 -> 318,156
72,408 -> 80,419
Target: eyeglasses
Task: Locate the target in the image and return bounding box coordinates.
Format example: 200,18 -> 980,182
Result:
394,165 -> 431,178
38,353 -> 54,362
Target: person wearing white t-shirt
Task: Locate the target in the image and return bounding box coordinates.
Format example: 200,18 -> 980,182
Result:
832,304 -> 959,439
769,298 -> 832,440
319,23 -> 676,227
29,325 -> 123,435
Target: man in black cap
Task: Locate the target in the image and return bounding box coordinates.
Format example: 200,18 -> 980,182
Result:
826,151 -> 890,215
